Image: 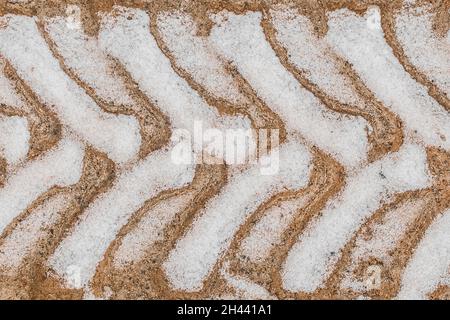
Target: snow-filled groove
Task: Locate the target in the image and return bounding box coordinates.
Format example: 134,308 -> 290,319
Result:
0,0 -> 449,300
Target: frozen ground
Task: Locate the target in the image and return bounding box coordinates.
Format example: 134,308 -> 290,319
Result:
0,0 -> 449,300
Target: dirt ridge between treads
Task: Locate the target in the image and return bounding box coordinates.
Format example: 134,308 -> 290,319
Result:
0,0 -> 449,300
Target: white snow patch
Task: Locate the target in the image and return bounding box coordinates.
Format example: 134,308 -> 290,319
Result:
0,115 -> 29,165
0,137 -> 84,235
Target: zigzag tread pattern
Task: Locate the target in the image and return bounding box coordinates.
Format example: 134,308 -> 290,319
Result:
0,0 -> 449,300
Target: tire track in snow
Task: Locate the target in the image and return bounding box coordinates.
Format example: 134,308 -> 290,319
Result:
209,11 -> 370,169
1,58 -> 62,161
39,16 -> 170,159
326,7 -> 450,150
152,10 -> 287,143
0,148 -> 115,299
397,207 -> 450,299
47,7 -> 254,292
224,150 -> 344,299
151,9 -> 319,297
264,7 -> 403,162
381,3 -> 450,111
0,137 -> 84,237
282,143 -> 431,293
163,141 -> 312,292
0,115 -> 29,167
0,1 -> 448,299
330,147 -> 450,299
91,163 -> 227,299
0,14 -> 141,164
